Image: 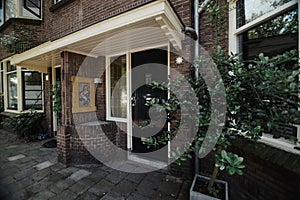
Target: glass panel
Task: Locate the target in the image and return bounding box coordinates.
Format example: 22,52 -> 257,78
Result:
7,72 -> 18,110
237,0 -> 292,27
110,55 -> 127,118
242,8 -> 298,60
5,0 -> 17,21
0,0 -> 3,25
22,0 -> 41,19
7,62 -> 16,72
23,71 -> 43,110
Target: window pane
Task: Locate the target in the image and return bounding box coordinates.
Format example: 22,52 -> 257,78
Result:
242,8 -> 298,60
7,73 -> 18,110
237,0 -> 292,28
110,55 -> 127,118
22,0 -> 41,19
7,62 -> 16,72
0,1 -> 3,25
5,0 -> 17,21
23,71 -> 43,110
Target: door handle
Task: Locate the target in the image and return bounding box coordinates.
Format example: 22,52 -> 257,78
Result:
131,96 -> 136,107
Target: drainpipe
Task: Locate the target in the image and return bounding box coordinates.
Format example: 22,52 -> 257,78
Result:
194,0 -> 210,175
182,0 -> 210,176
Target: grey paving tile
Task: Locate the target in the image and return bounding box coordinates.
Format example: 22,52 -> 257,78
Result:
104,170 -> 128,184
125,173 -> 146,184
28,190 -> 56,200
112,179 -> 137,197
34,161 -> 55,171
8,154 -> 26,161
100,192 -> 125,200
88,179 -> 113,196
76,192 -> 99,200
49,189 -> 78,200
127,193 -> 149,200
69,169 -> 91,182
48,178 -> 76,194
69,178 -> 95,195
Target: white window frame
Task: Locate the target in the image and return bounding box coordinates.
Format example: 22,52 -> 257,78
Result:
2,60 -> 44,113
228,0 -> 300,151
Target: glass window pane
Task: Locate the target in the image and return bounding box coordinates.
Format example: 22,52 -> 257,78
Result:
237,0 -> 292,28
23,71 -> 43,110
110,55 -> 127,118
7,73 -> 18,110
7,62 -> 16,72
5,0 -> 17,21
242,9 -> 298,60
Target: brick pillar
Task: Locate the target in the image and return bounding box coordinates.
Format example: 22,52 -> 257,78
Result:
57,51 -> 72,166
57,125 -> 71,166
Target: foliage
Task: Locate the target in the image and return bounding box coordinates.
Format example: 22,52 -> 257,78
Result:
0,30 -> 37,54
4,110 -> 47,141
51,82 -> 62,125
144,48 -> 299,195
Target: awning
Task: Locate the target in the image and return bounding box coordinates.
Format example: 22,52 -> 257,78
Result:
10,0 -> 184,73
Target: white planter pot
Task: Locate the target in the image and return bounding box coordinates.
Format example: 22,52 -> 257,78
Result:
190,174 -> 228,200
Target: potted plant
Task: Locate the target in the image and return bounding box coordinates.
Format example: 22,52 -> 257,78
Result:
144,48 -> 299,199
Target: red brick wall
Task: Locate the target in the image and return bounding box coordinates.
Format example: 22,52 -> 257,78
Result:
43,0 -> 192,41
0,18 -> 44,60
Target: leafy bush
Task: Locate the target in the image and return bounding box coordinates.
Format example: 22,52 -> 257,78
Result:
4,110 -> 48,141
144,48 -> 300,194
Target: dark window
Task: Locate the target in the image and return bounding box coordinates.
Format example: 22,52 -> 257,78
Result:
22,71 -> 43,110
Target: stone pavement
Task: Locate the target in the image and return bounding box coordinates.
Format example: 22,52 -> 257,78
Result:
0,129 -> 191,200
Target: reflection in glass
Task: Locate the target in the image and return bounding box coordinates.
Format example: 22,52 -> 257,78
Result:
8,73 -> 18,110
110,55 -> 127,118
23,71 -> 42,110
237,0 -> 292,27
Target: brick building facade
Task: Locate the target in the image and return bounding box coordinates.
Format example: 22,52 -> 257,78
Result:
0,0 -> 299,199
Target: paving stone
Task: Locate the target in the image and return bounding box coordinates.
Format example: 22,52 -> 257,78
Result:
29,190 -> 56,200
104,170 -> 128,184
69,169 -> 92,182
69,178 -> 95,195
135,180 -> 158,197
112,179 -> 137,197
58,167 -> 80,177
125,173 -> 146,184
100,192 -> 125,200
8,154 -> 26,161
49,189 -> 78,200
88,179 -> 113,196
76,192 -> 99,200
126,193 -> 148,200
31,168 -> 53,182
13,167 -> 37,181
35,161 -> 55,171
157,179 -> 182,197
49,178 -> 76,194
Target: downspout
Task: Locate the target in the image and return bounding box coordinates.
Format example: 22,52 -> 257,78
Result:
183,0 -> 210,175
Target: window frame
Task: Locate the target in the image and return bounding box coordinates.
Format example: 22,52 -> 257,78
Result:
106,53 -> 129,123
2,61 -> 44,113
228,0 -> 300,151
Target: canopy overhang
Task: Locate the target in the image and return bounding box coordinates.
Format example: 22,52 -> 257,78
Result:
10,0 -> 184,73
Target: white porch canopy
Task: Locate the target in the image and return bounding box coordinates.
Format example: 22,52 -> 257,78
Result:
10,0 -> 184,73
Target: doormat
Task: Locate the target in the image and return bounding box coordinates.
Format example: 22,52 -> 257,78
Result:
42,139 -> 57,148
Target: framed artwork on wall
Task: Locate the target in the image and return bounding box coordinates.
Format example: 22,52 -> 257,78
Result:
72,76 -> 96,113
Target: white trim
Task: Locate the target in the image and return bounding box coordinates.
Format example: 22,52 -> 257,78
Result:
128,154 -> 168,169
11,0 -> 183,66
62,49 -> 98,58
228,0 -> 300,150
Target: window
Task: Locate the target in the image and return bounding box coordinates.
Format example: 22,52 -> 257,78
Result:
22,71 -> 43,110
6,62 -> 17,110
0,0 -> 41,26
0,63 -> 3,93
107,55 -> 127,120
4,62 -> 43,112
54,0 -> 62,4
229,0 -> 300,150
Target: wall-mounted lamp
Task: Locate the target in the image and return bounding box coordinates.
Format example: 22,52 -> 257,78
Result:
94,78 -> 102,84
45,74 -> 49,81
175,56 -> 184,65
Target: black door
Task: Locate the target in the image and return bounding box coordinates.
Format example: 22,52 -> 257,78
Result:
131,48 -> 168,162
